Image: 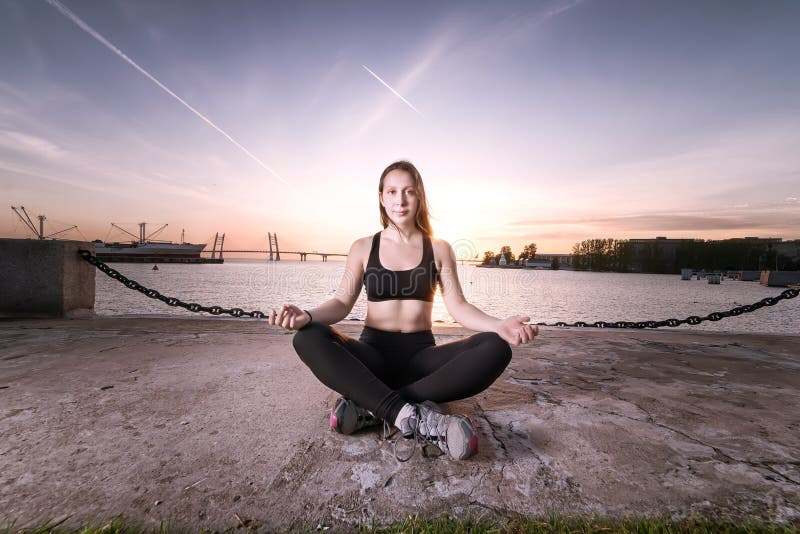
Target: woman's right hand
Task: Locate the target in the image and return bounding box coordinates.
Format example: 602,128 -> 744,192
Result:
495,315 -> 538,346
269,304 -> 311,331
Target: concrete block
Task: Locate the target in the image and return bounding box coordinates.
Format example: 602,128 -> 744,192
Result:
760,270 -> 800,287
739,270 -> 761,281
0,239 -> 95,318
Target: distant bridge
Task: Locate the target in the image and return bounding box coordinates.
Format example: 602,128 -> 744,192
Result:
221,250 -> 347,261
218,232 -> 346,261
209,232 -> 490,263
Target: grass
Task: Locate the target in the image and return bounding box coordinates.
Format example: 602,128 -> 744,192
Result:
2,514 -> 798,534
364,514 -> 800,533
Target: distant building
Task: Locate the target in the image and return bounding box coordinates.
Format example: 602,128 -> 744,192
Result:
534,253 -> 574,268
524,258 -> 551,269
628,237 -> 693,272
724,237 -> 783,246
629,236 -> 788,272
772,239 -> 800,264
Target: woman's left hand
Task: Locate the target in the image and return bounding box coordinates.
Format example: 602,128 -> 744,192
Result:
495,315 -> 539,346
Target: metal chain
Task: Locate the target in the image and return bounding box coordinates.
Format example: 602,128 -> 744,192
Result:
78,249 -> 266,319
78,250 -> 798,328
533,288 -> 798,329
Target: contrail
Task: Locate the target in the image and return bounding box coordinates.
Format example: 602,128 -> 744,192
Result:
544,0 -> 584,20
44,0 -> 288,186
362,64 -> 424,117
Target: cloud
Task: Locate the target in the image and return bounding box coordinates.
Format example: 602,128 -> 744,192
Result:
0,162 -> 122,196
476,230 -> 588,242
0,81 -> 35,108
44,0 -> 288,186
305,56 -> 348,112
555,116 -> 800,211
354,24 -> 457,137
0,128 -> 194,199
515,0 -> 584,33
510,207 -> 800,234
469,0 -> 584,50
2,2 -> 47,76
590,214 -> 780,232
0,130 -> 66,159
544,0 -> 584,19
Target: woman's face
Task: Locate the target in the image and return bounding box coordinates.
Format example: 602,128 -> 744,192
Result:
380,169 -> 419,227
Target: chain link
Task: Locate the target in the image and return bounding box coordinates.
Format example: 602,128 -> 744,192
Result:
78,250 -> 267,319
78,250 -> 798,327
533,289 -> 797,329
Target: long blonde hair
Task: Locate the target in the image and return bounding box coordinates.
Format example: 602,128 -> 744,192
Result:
378,160 -> 433,237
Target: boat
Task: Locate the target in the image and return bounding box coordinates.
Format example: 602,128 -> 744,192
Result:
93,240 -> 207,259
93,223 -> 222,264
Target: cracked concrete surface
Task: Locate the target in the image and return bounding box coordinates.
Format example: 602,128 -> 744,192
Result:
0,317 -> 798,530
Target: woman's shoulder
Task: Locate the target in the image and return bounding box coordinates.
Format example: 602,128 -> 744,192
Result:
348,234 -> 378,255
430,236 -> 456,261
430,236 -> 452,251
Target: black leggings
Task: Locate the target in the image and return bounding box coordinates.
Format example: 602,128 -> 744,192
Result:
292,322 -> 512,423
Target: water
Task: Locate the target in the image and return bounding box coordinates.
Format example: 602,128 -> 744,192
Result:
95,260 -> 799,335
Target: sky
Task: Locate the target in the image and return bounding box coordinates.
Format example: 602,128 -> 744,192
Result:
1,0 -> 799,258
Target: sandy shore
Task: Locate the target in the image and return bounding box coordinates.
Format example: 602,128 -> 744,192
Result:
1,317 -> 798,530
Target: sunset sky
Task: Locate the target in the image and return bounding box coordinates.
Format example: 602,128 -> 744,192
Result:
1,0 -> 799,258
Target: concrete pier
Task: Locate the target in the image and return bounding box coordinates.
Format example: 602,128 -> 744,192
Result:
0,239 -> 95,318
1,318 -> 798,530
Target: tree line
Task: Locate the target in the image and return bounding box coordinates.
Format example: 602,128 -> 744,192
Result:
571,238 -> 797,273
482,243 -> 537,265
478,238 -> 797,273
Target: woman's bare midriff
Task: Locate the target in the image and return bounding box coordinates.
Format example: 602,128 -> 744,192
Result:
358,230 -> 439,333
365,300 -> 433,332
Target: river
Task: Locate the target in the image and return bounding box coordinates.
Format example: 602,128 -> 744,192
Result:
94,260 -> 799,334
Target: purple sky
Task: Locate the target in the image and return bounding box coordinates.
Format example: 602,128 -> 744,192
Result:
1,0 -> 798,256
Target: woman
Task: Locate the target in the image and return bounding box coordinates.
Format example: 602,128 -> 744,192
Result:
269,161 -> 538,461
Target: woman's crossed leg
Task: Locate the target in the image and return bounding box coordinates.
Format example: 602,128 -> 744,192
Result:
292,322 -> 511,422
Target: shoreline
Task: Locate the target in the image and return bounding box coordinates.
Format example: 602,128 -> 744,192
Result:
56,313 -> 800,337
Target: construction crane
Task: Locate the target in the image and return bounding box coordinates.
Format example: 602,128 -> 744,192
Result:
109,222 -> 169,243
11,206 -> 78,240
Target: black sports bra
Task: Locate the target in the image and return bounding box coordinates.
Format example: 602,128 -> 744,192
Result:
362,232 -> 440,302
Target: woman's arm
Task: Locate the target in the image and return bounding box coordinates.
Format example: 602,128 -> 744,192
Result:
307,237 -> 368,324
271,237 -> 367,329
437,240 -> 538,345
